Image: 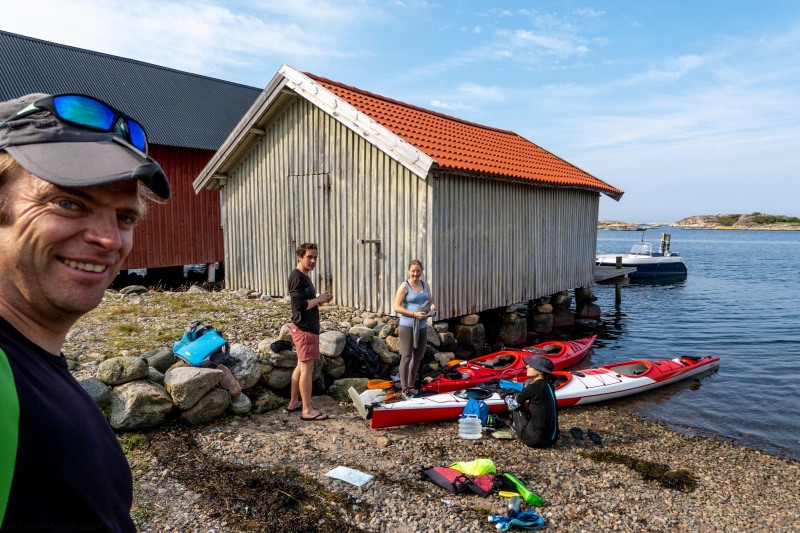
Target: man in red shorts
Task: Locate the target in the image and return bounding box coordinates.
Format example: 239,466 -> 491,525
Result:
286,243 -> 332,420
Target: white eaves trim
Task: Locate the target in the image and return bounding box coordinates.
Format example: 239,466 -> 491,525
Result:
194,64 -> 435,193
280,65 -> 435,180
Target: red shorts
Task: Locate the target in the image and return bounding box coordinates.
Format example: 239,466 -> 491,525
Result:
290,325 -> 321,362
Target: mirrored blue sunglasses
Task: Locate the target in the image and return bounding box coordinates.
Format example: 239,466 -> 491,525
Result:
13,94 -> 148,153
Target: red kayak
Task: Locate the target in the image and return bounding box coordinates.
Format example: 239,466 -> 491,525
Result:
421,335 -> 596,393
350,355 -> 719,429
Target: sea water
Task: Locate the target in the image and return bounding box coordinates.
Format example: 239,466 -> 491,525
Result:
586,227 -> 800,460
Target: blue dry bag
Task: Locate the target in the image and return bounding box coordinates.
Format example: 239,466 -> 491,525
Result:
461,397 -> 489,426
173,321 -> 229,366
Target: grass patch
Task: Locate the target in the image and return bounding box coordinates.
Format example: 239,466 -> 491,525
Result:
579,450 -> 697,492
119,433 -> 149,455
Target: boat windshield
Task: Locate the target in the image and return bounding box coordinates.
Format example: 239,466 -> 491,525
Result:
628,242 -> 653,255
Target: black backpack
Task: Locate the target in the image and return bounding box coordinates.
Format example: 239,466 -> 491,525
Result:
340,334 -> 381,376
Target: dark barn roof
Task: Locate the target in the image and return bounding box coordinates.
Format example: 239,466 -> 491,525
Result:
0,30 -> 262,150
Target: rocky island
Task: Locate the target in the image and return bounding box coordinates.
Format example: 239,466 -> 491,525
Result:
600,213 -> 800,230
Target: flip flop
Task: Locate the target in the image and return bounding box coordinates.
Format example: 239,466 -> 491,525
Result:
587,429 -> 602,445
285,404 -> 302,413
301,411 -> 329,421
570,427 -> 584,440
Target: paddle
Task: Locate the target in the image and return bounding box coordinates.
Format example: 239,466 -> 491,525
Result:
367,379 -> 394,390
368,360 -> 464,390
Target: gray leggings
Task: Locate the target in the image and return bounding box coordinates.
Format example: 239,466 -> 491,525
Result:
398,325 -> 427,389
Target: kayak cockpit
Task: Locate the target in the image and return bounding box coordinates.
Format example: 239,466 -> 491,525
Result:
472,353 -> 518,369
604,361 -> 652,377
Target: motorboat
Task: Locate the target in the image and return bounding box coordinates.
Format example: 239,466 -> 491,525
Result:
596,233 -> 687,280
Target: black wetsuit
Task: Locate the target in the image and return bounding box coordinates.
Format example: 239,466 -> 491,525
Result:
511,379 -> 560,448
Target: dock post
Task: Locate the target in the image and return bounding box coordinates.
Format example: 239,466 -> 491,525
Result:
615,256 -> 623,307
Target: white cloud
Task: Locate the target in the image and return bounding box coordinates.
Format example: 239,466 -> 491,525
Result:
574,8 -> 605,18
457,83 -> 506,102
0,0 -> 379,84
430,99 -> 468,111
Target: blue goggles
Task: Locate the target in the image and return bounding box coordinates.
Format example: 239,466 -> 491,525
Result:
12,94 -> 149,153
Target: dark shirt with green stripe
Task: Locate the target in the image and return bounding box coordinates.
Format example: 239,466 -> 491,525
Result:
0,317 -> 135,532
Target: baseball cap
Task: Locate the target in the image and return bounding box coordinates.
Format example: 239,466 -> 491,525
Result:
0,93 -> 170,199
522,354 -> 555,374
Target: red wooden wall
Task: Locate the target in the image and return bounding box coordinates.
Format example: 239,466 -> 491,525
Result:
122,145 -> 224,269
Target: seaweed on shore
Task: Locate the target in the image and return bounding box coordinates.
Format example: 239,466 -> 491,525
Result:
134,423 -> 367,532
579,450 -> 698,492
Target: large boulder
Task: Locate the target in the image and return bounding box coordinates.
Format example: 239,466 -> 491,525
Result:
576,302 -> 601,319
574,287 -> 597,303
260,365 -> 293,389
319,330 -> 346,358
460,314 -> 480,326
164,366 -> 222,410
426,327 -> 440,348
251,389 -> 285,414
438,331 -> 458,351
498,320 -> 527,347
455,323 -> 485,350
348,326 -> 375,340
180,388 -> 231,426
228,344 -> 262,390
324,356 -> 348,379
385,335 -> 401,354
552,308 -> 576,328
96,356 -> 149,385
329,377 -> 371,399
531,313 -> 554,334
265,349 -> 298,369
79,377 -> 111,408
550,291 -> 572,309
229,393 -> 253,415
370,337 -> 396,365
142,347 -> 178,374
108,380 -> 174,430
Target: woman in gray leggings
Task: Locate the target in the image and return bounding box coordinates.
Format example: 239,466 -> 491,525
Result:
393,260 -> 436,398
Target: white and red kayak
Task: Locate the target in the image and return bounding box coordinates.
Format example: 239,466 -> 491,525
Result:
349,355 -> 719,429
553,355 -> 720,406
421,335 -> 596,393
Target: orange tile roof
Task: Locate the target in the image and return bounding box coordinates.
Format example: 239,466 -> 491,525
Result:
305,72 -> 622,199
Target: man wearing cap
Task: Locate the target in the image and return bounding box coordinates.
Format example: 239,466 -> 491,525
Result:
0,93 -> 170,531
505,354 -> 560,448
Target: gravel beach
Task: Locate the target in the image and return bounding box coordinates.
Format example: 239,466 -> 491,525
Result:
126,398 -> 799,532
66,290 -> 799,532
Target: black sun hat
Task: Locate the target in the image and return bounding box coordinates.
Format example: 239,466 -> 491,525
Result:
522,354 -> 555,375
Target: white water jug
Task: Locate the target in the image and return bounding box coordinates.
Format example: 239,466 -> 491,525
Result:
458,415 -> 482,439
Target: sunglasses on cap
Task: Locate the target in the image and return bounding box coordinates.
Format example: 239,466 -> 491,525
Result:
11,94 -> 149,153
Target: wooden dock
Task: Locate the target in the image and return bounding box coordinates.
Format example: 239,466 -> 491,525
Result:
594,265 -> 637,283
594,265 -> 637,306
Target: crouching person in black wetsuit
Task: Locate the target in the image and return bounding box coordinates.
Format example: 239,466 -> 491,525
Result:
506,354 -> 559,448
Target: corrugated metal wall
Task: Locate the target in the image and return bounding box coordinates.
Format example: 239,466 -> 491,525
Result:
431,171 -> 599,318
222,97 -> 431,312
123,145 -> 224,269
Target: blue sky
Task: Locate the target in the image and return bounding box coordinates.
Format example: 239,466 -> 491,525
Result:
2,0 -> 799,222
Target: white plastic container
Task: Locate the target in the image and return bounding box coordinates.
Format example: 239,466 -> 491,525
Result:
458,415 -> 482,439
